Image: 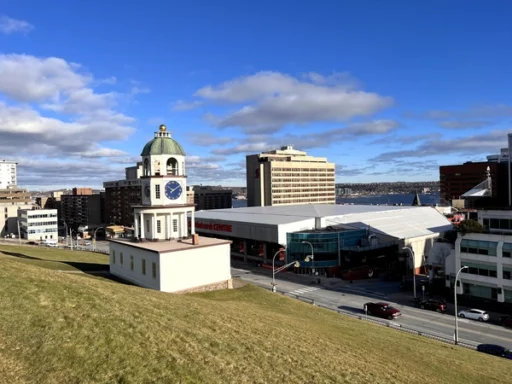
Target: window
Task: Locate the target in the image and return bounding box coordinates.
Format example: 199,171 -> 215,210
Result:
461,261 -> 497,278
483,218 -> 490,228
152,262 -> 157,279
157,220 -> 161,233
130,255 -> 134,271
173,219 -> 178,232
155,184 -> 161,199
503,243 -> 512,258
504,267 -> 512,280
112,250 -> 116,264
460,239 -> 497,256
120,252 -> 124,265
142,259 -> 146,275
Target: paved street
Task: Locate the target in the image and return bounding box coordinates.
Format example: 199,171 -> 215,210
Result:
232,266 -> 512,349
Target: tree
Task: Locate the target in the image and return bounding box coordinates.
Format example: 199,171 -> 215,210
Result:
457,219 -> 485,235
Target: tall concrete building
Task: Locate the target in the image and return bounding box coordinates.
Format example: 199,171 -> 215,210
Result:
246,145 -> 336,207
0,160 -> 17,189
61,190 -> 104,230
0,187 -> 33,238
104,163 -> 143,227
193,186 -> 232,210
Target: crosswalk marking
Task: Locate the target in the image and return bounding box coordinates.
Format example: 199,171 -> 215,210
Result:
290,287 -> 320,295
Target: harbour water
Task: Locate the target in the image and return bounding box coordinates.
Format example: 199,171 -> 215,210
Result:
232,194 -> 440,208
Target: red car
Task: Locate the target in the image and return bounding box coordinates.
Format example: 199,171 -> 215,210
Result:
499,316 -> 512,328
420,299 -> 446,313
364,302 -> 401,320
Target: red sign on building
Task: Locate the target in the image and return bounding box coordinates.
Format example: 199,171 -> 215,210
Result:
195,221 -> 233,233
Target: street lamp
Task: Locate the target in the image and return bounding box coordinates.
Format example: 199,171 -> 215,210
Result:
402,246 -> 417,299
271,248 -> 305,293
454,265 -> 468,345
61,220 -> 68,247
302,240 -> 315,276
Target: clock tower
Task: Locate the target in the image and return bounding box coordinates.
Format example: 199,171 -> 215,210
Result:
133,124 -> 196,240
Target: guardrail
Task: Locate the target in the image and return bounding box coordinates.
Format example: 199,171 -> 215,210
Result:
265,284 -> 477,351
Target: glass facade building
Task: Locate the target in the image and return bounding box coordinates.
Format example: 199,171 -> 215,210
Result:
286,229 -> 367,268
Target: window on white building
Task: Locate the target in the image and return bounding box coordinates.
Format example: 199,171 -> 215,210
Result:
157,220 -> 161,233
152,262 -> 157,279
173,219 -> 178,232
156,184 -> 161,199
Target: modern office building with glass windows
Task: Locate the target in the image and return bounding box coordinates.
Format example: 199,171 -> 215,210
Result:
192,204 -> 452,277
454,233 -> 512,304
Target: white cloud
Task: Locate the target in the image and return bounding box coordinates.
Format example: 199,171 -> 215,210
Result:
172,100 -> 203,111
184,71 -> 393,133
370,130 -> 509,162
439,120 -> 492,129
0,15 -> 33,35
186,132 -> 234,146
0,54 -> 141,188
212,120 -> 398,155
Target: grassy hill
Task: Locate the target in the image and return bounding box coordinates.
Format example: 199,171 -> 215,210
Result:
1,244 -> 511,383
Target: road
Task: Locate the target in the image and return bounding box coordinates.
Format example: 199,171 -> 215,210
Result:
232,267 -> 512,350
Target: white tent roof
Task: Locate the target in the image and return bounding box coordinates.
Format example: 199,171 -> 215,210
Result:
195,204 -> 452,240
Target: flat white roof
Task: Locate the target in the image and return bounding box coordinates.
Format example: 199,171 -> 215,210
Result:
194,204 -> 452,240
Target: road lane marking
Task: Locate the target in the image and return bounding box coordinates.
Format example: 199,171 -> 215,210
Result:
290,287 -> 320,295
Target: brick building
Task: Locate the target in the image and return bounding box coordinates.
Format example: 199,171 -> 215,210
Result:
440,161 -> 508,208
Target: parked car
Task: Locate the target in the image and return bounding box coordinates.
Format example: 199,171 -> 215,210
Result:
27,241 -> 38,246
84,241 -> 92,246
420,299 -> 446,313
477,344 -> 512,359
498,316 -> 512,328
364,302 -> 401,320
457,309 -> 489,322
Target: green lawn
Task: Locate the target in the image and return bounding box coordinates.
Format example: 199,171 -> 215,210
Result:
0,246 -> 511,383
0,244 -> 109,271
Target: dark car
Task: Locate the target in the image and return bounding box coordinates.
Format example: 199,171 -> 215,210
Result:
419,299 -> 446,313
498,316 -> 512,328
364,302 -> 401,320
477,344 -> 512,359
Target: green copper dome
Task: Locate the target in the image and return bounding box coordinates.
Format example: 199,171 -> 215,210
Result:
140,125 -> 186,156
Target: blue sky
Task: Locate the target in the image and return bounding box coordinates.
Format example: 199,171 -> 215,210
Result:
1,0 -> 512,190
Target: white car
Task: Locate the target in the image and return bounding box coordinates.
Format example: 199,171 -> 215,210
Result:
458,309 -> 490,322
84,241 -> 92,246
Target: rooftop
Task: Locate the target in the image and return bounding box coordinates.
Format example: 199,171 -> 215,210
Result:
110,236 -> 231,254
194,204 -> 453,239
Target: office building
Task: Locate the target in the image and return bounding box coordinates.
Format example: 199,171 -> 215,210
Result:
193,186 -> 232,210
0,187 -> 33,238
0,160 -> 17,189
18,208 -> 58,241
246,145 -> 335,207
61,190 -> 105,230
104,163 -> 143,227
